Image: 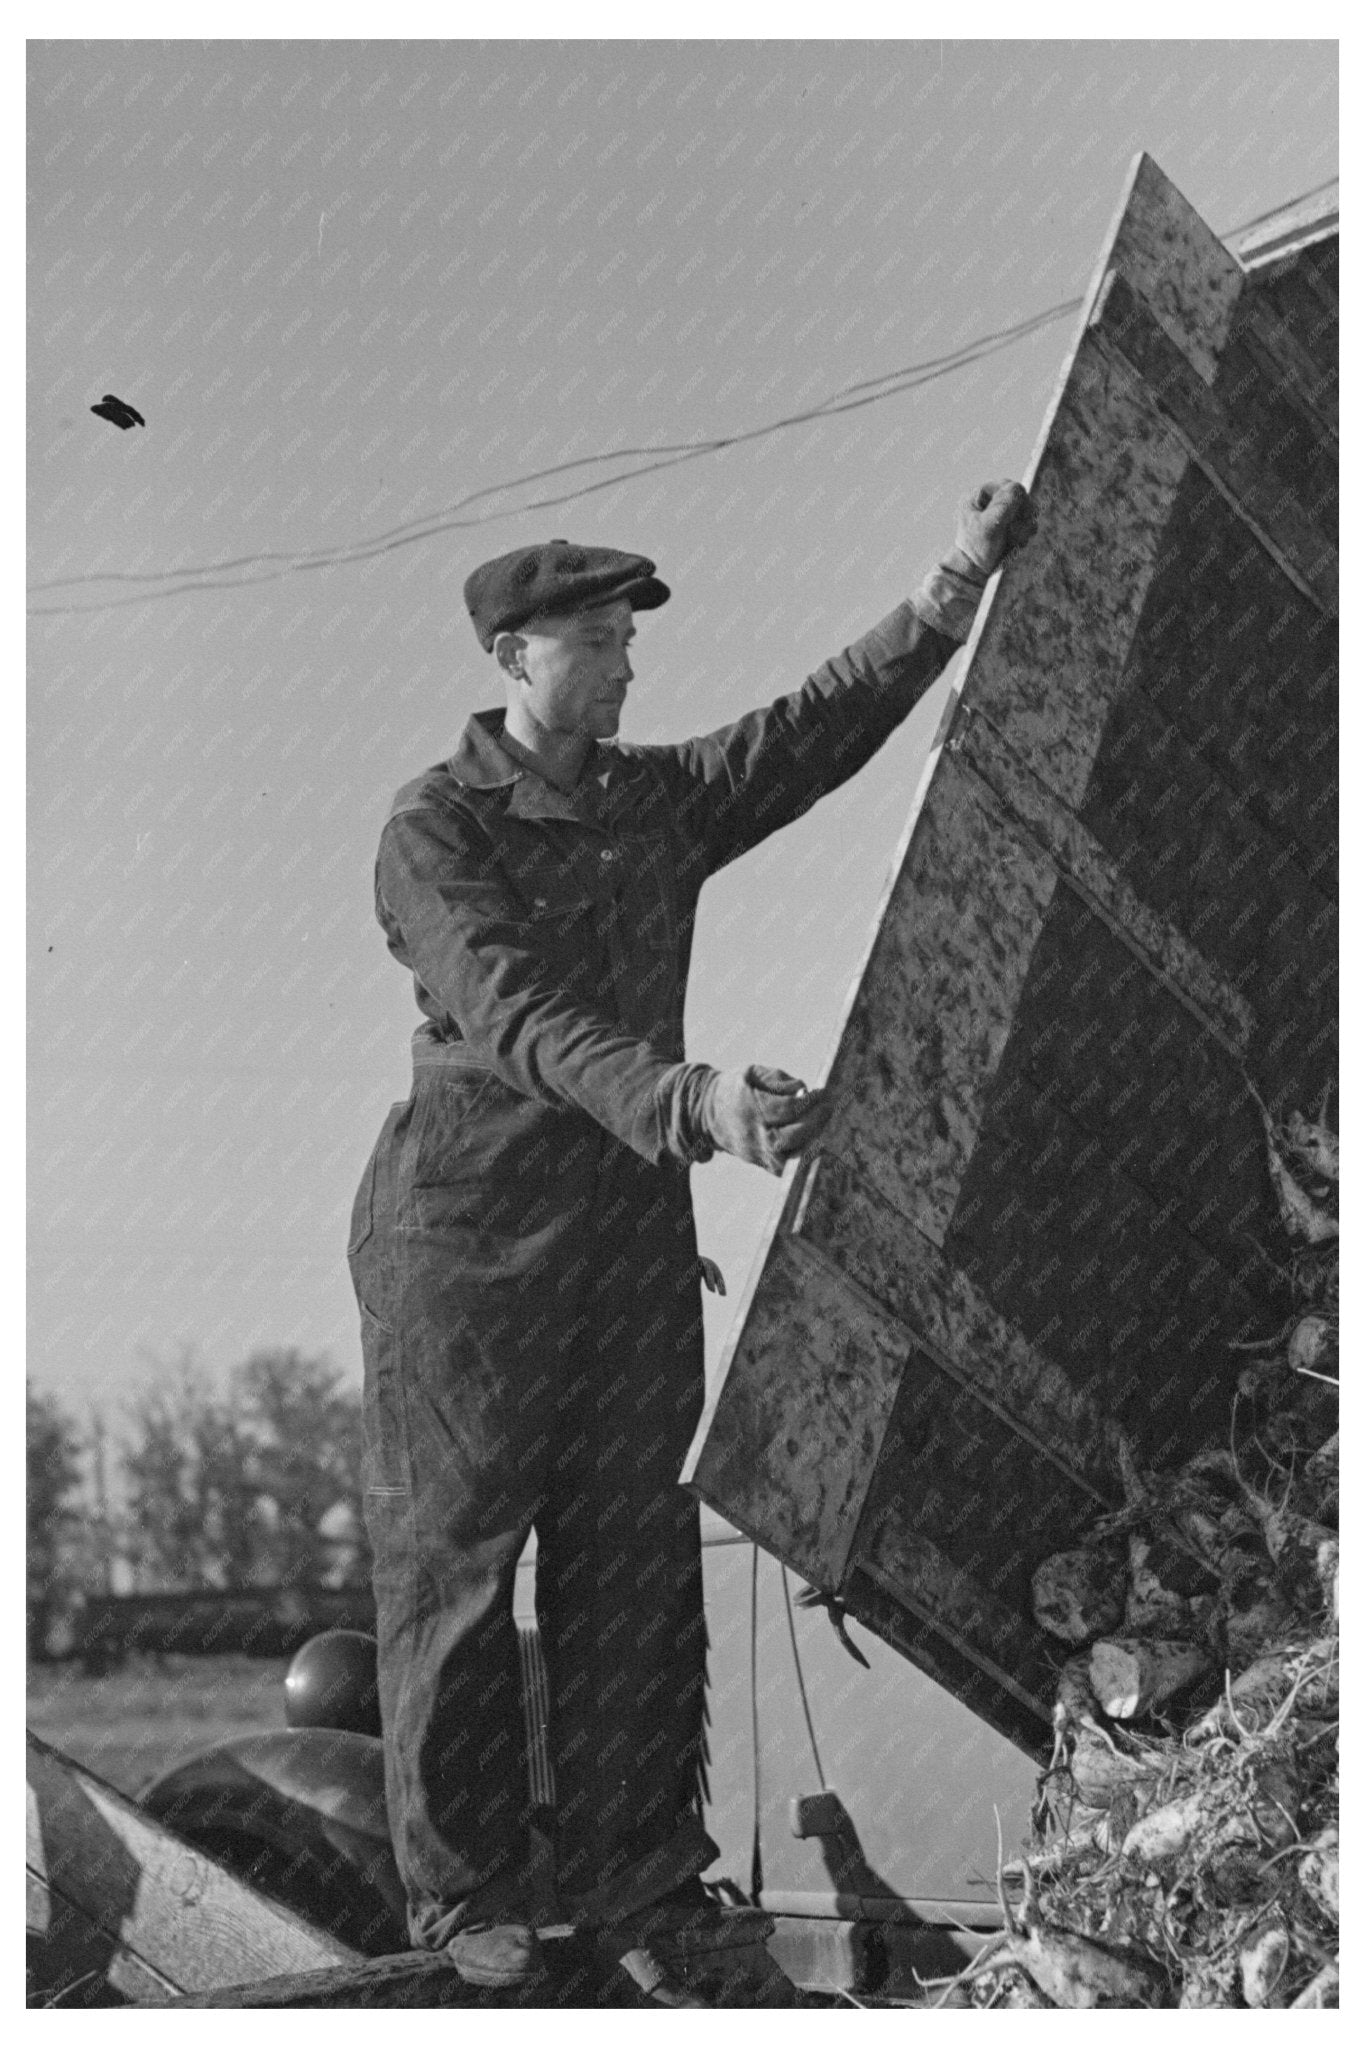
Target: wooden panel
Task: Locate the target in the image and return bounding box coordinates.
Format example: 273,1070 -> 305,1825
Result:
1224,287 -> 1338,442
1100,150 -> 1244,381
28,1869 -> 180,2007
955,704 -> 1255,1057
166,1912 -> 785,2007
960,336 -> 1190,812
791,1151 -> 1116,1497
1091,484 -> 1338,896
684,158 -> 1337,1752
1090,269 -> 1336,610
844,1348 -> 1125,1739
1243,246 -> 1338,430
1213,313 -> 1337,528
26,1732 -> 356,2001
822,755 -> 1058,1246
684,1238 -> 910,1588
943,956 -> 1271,1471
966,885 -> 1277,1270
166,1952 -> 510,2009
837,1567 -> 1049,1755
859,1525 -> 1055,1737
1229,180 -> 1338,270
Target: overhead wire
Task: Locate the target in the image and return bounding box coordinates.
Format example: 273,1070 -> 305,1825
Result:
781,1564 -> 828,1793
748,1543 -> 764,1908
27,298 -> 1079,615
27,179 -> 1331,619
33,298 -> 1078,595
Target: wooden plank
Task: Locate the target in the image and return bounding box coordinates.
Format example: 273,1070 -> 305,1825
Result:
1210,325 -> 1337,544
1288,240 -> 1339,322
1242,246 -> 1338,430
849,1357 -> 1111,1701
956,153 -> 1242,808
954,703 -> 1255,1058
960,337 -> 1190,812
1090,267 -> 1338,611
791,1151 -> 1116,1497
945,1070 -> 1270,1467
684,1236 -> 910,1588
1076,651 -> 1337,1110
822,755 -> 1059,1246
1098,151 -> 1245,382
165,1952 -> 527,2009
842,1568 -> 1051,1758
1228,180 -> 1338,270
28,1868 -> 180,2008
168,1913 -> 790,2008
1093,496 -> 1337,897
1231,289 -> 1338,439
26,1730 -> 357,1999
974,902 -> 1274,1270
858,1518 -> 1055,1730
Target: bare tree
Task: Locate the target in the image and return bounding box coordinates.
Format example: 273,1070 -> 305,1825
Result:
27,1381 -> 85,1656
121,1346 -> 364,1590
238,1347 -> 366,1585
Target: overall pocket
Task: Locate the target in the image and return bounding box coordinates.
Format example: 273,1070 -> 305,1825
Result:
347,1102 -> 406,1330
402,1068 -> 579,1286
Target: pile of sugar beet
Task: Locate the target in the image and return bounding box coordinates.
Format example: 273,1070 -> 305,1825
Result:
940,1096 -> 1339,2010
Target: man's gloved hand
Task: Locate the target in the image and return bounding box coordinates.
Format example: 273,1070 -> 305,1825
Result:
909,479 -> 1036,644
700,1065 -> 830,1176
946,479 -> 1037,583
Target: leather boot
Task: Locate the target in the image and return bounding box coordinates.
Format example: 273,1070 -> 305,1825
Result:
445,1923 -> 546,1989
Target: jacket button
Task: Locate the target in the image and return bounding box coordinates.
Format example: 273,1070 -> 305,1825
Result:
600,848 -> 615,863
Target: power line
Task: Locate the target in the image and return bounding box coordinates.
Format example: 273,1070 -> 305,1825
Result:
27,302 -> 1080,616
31,300 -> 1077,599
27,180 -> 1331,619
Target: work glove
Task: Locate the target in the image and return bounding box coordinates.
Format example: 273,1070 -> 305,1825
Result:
700,1065 -> 831,1176
947,479 -> 1037,581
911,479 -> 1036,643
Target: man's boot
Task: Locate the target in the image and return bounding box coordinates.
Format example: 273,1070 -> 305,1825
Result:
592,1880 -> 798,2007
444,1923 -> 547,1990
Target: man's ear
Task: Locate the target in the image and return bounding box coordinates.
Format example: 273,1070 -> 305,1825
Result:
492,630 -> 527,681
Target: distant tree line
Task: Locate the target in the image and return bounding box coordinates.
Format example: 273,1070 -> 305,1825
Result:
26,1348 -> 367,1656
27,1383 -> 85,1659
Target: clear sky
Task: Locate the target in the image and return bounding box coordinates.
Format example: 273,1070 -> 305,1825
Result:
28,37 -> 1338,1421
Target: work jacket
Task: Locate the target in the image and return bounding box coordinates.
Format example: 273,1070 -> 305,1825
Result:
374,597 -> 957,1163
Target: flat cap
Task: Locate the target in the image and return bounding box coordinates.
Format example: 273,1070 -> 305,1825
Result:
464,539 -> 670,651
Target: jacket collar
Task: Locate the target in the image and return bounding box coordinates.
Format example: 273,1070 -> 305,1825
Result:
447,709 -> 645,826
446,709 -> 524,789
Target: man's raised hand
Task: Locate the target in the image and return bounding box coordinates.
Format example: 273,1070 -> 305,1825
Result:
952,480 -> 1037,581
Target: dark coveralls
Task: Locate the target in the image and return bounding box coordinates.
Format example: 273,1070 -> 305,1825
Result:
346,597 -> 956,1943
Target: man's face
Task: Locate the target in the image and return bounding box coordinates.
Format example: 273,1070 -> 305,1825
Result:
509,599 -> 636,741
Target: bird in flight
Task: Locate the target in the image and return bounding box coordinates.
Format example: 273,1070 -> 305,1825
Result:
91,394 -> 145,430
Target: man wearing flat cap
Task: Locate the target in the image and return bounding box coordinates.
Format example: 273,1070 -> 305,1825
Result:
347,483 -> 1035,1999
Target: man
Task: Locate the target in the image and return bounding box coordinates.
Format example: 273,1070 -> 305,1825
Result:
347,481 -> 1035,2000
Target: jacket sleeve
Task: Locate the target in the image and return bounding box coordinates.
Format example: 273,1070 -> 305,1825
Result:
377,801 -> 701,1165
635,597 -> 963,875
